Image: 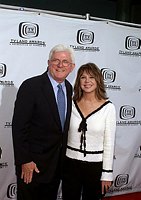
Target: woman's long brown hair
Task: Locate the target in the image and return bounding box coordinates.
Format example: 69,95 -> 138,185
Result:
73,63 -> 108,102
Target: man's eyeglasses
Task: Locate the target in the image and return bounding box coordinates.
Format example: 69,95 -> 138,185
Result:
51,59 -> 72,67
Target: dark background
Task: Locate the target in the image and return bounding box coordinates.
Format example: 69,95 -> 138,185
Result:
0,0 -> 141,24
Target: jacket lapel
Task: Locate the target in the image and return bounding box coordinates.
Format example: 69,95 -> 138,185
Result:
40,72 -> 72,131
64,80 -> 72,131
41,72 -> 61,127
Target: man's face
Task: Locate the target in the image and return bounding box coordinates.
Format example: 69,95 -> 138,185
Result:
48,51 -> 75,83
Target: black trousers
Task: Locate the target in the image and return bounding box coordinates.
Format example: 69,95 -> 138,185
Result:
62,156 -> 102,200
16,176 -> 60,200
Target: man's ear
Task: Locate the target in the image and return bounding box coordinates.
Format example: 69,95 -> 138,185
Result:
71,63 -> 75,72
48,60 -> 50,66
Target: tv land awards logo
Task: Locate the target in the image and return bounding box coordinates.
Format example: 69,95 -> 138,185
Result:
101,68 -> 121,90
77,29 -> 94,45
125,36 -> 141,51
70,29 -> 100,52
0,147 -> 2,159
0,63 -> 14,86
101,68 -> 116,83
119,36 -> 141,57
9,22 -> 46,47
120,105 -> 135,120
19,22 -> 39,38
117,105 -> 141,126
0,63 -> 6,78
4,122 -> 12,128
7,183 -> 17,199
108,174 -> 132,194
0,147 -> 8,169
115,174 -> 129,187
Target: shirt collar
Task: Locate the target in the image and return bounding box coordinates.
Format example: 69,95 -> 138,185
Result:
47,71 -> 65,89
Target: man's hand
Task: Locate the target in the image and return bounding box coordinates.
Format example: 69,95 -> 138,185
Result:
21,161 -> 40,184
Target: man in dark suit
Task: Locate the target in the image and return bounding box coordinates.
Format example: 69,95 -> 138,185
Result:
12,44 -> 75,200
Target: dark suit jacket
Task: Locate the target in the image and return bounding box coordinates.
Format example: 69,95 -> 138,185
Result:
12,71 -> 72,183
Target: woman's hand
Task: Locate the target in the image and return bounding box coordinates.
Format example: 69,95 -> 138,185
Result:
102,180 -> 112,195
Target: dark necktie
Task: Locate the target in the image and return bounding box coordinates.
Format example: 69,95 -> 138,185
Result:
57,84 -> 65,129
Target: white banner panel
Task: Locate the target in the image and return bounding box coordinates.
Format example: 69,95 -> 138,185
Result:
0,6 -> 141,199
100,22 -> 141,196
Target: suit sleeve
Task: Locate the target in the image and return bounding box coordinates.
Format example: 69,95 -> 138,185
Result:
12,80 -> 35,165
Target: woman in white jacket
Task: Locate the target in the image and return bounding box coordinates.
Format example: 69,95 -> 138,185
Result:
62,63 -> 116,200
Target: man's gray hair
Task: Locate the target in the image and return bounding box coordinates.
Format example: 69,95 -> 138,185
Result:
49,44 -> 75,63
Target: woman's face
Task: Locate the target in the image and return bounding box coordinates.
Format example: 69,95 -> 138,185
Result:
80,71 -> 97,94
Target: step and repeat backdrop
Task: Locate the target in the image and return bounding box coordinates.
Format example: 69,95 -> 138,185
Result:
0,6 -> 141,200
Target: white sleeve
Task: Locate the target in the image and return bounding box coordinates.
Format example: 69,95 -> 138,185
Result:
101,103 -> 116,181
